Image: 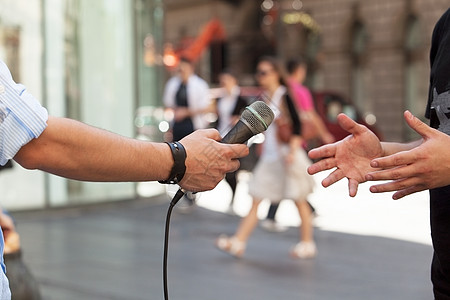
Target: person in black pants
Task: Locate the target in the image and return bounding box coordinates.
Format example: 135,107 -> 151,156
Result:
162,57 -> 211,209
308,8 -> 450,299
214,71 -> 248,212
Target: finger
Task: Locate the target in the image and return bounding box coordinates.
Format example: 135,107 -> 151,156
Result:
392,185 -> 426,200
199,128 -> 222,141
227,144 -> 250,158
348,178 -> 359,197
227,159 -> 241,173
308,143 -> 337,160
336,113 -> 367,136
370,150 -> 417,169
403,110 -> 434,139
366,165 -> 413,181
322,168 -> 345,187
369,177 -> 422,194
307,157 -> 337,175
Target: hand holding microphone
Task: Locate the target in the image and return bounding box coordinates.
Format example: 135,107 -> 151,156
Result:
176,129 -> 247,192
172,100 -> 275,202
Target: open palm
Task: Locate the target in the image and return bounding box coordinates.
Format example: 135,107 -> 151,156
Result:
308,114 -> 382,196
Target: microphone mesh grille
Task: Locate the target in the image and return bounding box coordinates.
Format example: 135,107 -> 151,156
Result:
241,101 -> 275,134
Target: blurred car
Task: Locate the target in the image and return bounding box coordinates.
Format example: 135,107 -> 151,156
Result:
236,86 -> 383,141
311,91 -> 383,141
134,106 -> 170,142
236,88 -> 383,170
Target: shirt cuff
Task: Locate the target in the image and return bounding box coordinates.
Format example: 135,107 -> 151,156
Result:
0,80 -> 48,165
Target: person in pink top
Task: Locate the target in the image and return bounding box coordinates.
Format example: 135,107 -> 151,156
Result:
286,58 -> 334,145
289,69 -> 314,111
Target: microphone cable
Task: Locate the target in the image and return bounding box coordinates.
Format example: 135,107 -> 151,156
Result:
162,100 -> 274,299
163,188 -> 185,300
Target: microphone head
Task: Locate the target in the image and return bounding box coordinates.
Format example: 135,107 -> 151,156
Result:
241,101 -> 275,135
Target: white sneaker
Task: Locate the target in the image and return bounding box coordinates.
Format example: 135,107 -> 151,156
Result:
260,220 -> 288,233
290,241 -> 317,259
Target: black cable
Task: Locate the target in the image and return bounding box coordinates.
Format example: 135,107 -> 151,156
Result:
163,188 -> 185,300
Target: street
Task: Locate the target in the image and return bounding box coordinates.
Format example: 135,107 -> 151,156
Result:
12,171 -> 433,300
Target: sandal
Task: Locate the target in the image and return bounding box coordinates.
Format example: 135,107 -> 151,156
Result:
290,241 -> 317,259
215,235 -> 246,258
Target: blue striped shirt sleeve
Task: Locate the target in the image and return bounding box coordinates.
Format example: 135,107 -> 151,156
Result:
0,60 -> 48,165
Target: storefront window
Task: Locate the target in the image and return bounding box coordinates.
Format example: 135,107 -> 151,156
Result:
134,0 -> 166,197
0,0 -> 46,210
135,0 -> 164,109
44,0 -> 165,206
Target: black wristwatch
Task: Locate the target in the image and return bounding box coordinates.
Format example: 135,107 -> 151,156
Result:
158,141 -> 187,184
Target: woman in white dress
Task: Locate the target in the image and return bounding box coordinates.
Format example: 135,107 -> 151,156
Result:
216,56 -> 317,259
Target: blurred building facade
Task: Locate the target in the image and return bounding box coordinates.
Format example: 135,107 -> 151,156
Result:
0,0 -> 165,210
0,0 -> 448,210
164,0 -> 449,142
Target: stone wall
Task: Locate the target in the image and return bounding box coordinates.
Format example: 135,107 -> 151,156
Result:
164,0 -> 449,141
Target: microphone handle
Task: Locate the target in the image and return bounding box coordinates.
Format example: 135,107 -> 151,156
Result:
221,120 -> 255,144
172,120 -> 254,206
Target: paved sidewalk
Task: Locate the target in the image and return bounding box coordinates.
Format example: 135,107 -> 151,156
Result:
12,192 -> 433,300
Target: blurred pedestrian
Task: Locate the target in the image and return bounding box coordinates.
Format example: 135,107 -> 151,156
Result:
0,58 -> 249,299
262,57 -> 334,232
162,56 -> 211,208
286,58 -> 334,145
216,56 -> 316,259
163,56 -> 211,141
0,165 -> 41,299
214,71 -> 248,212
1,211 -> 41,300
307,8 -> 450,299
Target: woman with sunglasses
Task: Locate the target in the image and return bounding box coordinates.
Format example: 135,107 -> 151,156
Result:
216,56 -> 317,259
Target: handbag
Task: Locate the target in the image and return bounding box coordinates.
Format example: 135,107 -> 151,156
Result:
277,109 -> 320,143
275,116 -> 293,144
275,94 -> 294,144
300,114 -> 319,141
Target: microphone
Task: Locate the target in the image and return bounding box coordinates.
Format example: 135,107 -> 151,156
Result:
221,101 -> 275,144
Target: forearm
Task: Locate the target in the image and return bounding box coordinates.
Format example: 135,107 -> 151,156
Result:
290,135 -> 303,151
305,111 -> 321,132
312,112 -> 329,136
14,116 -> 172,182
380,139 -> 423,157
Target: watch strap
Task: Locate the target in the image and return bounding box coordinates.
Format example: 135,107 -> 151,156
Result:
158,141 -> 187,184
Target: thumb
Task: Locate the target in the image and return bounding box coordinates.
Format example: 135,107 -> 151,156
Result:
337,113 -> 366,136
404,110 -> 433,139
197,128 -> 222,141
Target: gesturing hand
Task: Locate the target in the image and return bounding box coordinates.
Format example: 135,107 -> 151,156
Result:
307,114 -> 383,197
367,111 -> 450,199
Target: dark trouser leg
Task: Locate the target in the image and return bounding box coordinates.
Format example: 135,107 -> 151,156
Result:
267,203 -> 279,221
225,171 -> 237,205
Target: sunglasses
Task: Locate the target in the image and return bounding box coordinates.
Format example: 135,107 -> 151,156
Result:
256,69 -> 273,77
